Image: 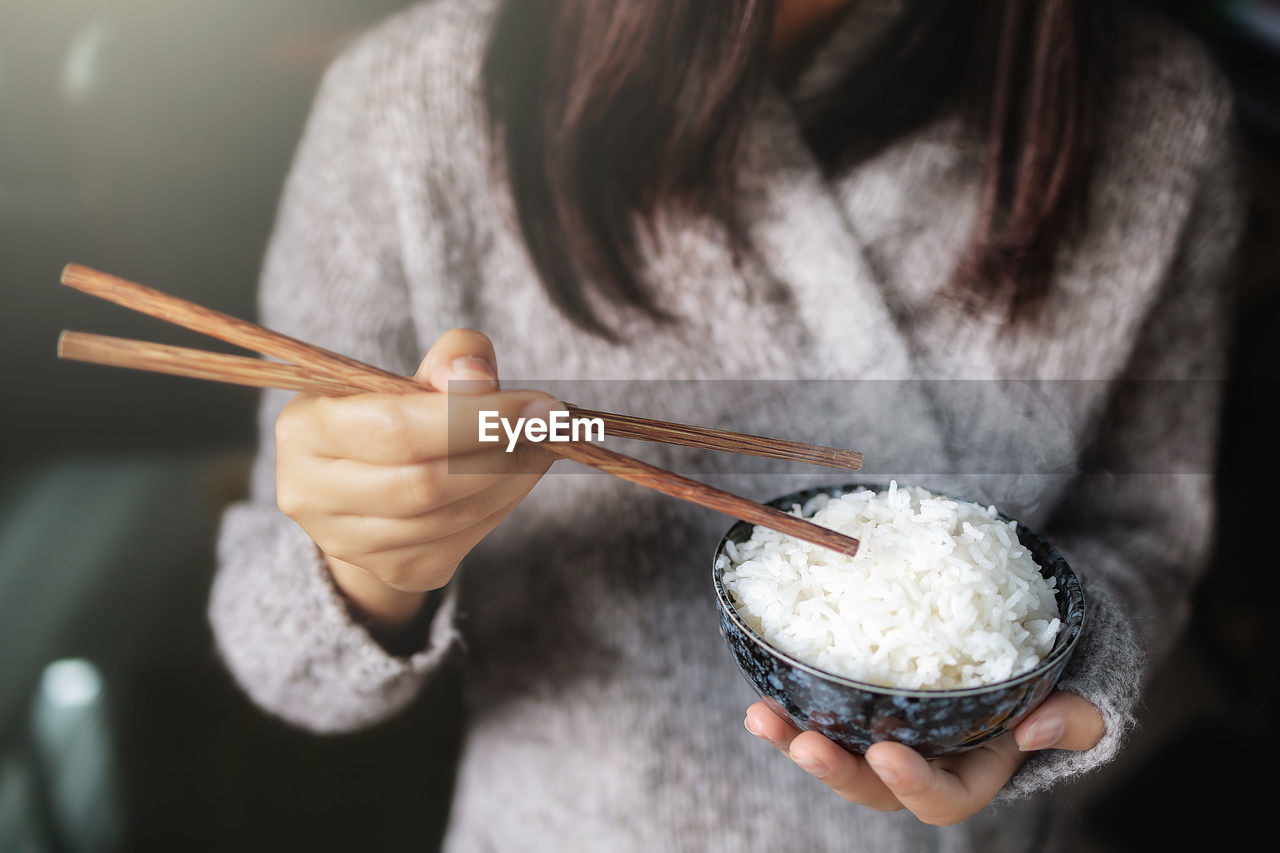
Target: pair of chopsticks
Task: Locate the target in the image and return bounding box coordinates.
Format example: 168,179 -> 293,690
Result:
56,264 -> 863,557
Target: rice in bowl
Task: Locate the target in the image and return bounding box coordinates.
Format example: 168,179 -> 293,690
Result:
718,481 -> 1061,691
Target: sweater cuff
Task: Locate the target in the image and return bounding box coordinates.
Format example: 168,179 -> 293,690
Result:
210,503 -> 460,733
994,562 -> 1143,803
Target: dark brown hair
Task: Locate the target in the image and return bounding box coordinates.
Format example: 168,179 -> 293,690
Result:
484,0 -> 1109,338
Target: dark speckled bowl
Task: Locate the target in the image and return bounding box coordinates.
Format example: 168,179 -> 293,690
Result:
713,483 -> 1085,758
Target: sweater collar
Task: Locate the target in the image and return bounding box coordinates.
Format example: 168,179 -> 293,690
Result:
781,0 -> 908,107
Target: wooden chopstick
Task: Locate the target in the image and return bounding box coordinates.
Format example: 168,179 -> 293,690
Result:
58,332 -> 362,397
58,330 -> 861,557
61,263 -> 417,395
60,264 -> 861,471
58,264 -> 862,556
543,441 -> 862,556
565,405 -> 862,471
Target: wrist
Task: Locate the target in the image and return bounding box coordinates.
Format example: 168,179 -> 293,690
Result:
325,554 -> 430,632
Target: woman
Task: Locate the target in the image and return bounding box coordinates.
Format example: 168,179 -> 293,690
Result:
210,0 -> 1243,849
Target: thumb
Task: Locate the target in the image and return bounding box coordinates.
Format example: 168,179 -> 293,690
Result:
1014,691 -> 1105,752
416,329 -> 500,394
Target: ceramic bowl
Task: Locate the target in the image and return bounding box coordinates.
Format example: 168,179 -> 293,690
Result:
712,483 -> 1085,758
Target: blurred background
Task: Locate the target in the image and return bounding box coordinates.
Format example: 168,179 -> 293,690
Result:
0,1 -> 1276,851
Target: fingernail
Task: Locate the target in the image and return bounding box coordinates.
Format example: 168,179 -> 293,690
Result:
792,754 -> 830,779
744,717 -> 764,737
1019,716 -> 1065,751
865,755 -> 899,786
521,398 -> 561,422
450,356 -> 497,388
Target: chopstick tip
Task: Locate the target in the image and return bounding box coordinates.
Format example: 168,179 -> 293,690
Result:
827,537 -> 860,559
60,262 -> 100,288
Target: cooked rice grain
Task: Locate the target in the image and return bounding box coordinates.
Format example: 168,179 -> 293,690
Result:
719,482 -> 1060,690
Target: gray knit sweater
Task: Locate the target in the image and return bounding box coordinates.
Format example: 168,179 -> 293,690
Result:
209,1 -> 1243,850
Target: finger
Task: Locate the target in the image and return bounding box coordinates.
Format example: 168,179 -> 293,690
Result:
313,471 -> 544,557
291,389 -> 559,464
290,443 -> 551,519
366,460 -> 547,537
864,735 -> 1024,826
354,490 -> 534,590
786,732 -> 902,811
315,486 -> 528,576
744,701 -> 803,752
417,329 -> 500,393
1014,691 -> 1106,752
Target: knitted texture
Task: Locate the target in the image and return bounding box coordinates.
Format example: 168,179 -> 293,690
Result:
208,1 -> 1244,849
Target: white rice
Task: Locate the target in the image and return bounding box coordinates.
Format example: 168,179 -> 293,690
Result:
719,482 -> 1060,690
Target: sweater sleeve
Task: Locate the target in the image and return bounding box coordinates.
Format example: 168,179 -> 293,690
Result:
208,39 -> 460,734
996,105 -> 1246,801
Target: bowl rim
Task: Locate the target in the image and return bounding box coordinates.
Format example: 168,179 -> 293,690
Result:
712,481 -> 1087,699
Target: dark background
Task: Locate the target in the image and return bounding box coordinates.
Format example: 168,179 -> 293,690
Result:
0,1 -> 1277,850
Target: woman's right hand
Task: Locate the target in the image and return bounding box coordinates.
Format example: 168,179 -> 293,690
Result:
274,329 -> 558,631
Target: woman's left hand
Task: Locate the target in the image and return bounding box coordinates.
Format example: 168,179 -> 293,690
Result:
744,691 -> 1104,826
